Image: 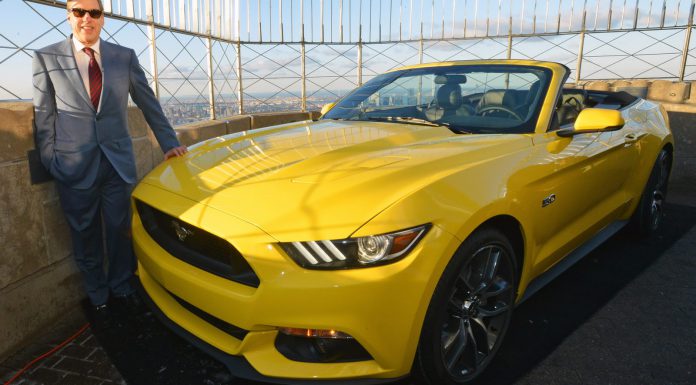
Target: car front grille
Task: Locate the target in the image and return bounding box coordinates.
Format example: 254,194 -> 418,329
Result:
135,200 -> 260,288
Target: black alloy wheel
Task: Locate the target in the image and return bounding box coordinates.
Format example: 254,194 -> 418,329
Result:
631,149 -> 671,237
414,227 -> 518,385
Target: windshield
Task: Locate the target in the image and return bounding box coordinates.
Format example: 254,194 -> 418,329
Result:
323,64 -> 552,134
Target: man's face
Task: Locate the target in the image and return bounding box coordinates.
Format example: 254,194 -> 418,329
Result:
67,0 -> 104,46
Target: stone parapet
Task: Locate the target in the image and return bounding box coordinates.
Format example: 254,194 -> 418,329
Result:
250,111 -> 313,129
224,115 -> 252,134
175,119 -> 228,147
0,101 -> 82,363
0,103 -> 35,164
578,79 -> 694,104
0,102 -> 319,361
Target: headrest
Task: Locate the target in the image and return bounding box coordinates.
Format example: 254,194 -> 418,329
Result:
436,83 -> 462,109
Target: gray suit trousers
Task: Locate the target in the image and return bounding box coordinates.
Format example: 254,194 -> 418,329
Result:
55,151 -> 135,306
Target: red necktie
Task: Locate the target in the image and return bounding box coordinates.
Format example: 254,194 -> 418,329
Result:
83,47 -> 102,110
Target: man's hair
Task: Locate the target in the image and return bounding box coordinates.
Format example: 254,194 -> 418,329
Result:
66,0 -> 104,11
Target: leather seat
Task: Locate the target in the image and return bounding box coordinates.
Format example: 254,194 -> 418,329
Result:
476,89 -> 523,119
436,83 -> 463,117
425,83 -> 472,121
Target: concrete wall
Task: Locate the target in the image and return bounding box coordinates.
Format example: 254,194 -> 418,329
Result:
1,78 -> 695,360
0,104 -> 315,361
0,102 -> 82,364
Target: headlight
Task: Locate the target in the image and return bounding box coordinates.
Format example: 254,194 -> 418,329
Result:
279,224 -> 430,269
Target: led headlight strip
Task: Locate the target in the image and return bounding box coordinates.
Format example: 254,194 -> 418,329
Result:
290,240 -> 347,265
280,224 -> 430,269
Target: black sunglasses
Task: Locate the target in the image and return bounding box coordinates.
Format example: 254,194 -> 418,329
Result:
70,8 -> 103,18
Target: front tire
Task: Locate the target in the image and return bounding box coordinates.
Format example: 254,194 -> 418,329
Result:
413,227 -> 518,385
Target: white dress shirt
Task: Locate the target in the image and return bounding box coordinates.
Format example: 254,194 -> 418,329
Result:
72,36 -> 103,111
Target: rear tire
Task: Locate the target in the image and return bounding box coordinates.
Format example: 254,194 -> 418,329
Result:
412,227 -> 518,385
629,149 -> 671,237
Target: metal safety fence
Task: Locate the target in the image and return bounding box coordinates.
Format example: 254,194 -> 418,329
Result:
2,0 -> 696,126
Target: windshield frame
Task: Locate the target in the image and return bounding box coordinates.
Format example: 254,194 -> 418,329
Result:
322,64 -> 554,134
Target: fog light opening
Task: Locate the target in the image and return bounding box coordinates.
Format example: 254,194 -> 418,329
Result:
279,327 -> 353,339
275,328 -> 372,363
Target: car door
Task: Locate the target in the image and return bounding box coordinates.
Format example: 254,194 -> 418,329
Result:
520,110 -> 641,275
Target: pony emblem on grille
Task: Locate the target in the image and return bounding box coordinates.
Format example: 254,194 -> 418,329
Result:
171,220 -> 193,241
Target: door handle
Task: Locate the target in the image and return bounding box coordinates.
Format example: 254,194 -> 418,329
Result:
624,132 -> 646,144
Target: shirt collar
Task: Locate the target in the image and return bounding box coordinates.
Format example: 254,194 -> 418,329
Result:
72,35 -> 101,56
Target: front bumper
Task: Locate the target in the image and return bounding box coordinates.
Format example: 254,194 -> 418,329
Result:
132,183 -> 458,381
135,271 -> 403,385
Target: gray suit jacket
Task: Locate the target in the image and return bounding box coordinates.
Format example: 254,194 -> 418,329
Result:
32,37 -> 180,189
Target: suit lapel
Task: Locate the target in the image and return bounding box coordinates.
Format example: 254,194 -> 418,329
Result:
57,36 -> 95,112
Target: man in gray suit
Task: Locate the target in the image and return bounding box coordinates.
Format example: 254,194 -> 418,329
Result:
32,0 -> 187,316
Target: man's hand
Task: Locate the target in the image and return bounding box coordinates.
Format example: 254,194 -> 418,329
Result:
164,145 -> 188,160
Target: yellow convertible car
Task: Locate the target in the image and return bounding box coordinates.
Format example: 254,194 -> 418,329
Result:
132,60 -> 673,384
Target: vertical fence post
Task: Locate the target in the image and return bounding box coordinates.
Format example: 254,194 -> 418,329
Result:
301,26 -> 307,111
206,0 -> 216,120
321,0 -> 325,43
608,0 -> 613,30
147,0 -> 159,100
576,8 -> 587,85
418,24 -> 424,64
126,0 -> 134,18
506,17 -> 512,88
357,25 -> 363,86
237,42 -> 244,115
679,1 -> 695,81
207,36 -> 216,119
163,0 -> 170,28
258,0 -> 263,42
193,0 -> 200,33
179,0 -> 186,30
506,17 -> 512,59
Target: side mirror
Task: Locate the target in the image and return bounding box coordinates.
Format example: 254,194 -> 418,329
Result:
320,102 -> 336,116
557,108 -> 625,137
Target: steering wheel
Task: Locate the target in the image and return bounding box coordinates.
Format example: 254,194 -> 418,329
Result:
477,105 -> 522,120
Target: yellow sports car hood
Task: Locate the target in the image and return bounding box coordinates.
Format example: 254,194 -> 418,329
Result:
139,120 -> 530,240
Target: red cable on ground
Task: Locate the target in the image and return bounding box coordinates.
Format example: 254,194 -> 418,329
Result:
3,322 -> 91,385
